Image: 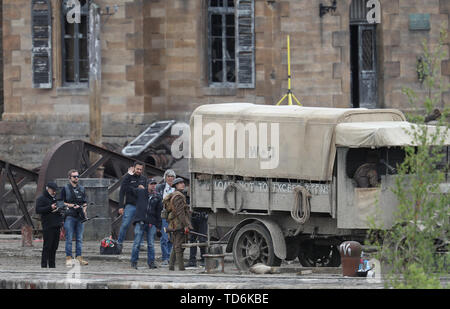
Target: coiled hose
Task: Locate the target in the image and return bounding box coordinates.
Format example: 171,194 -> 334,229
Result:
224,183 -> 244,215
291,186 -> 311,225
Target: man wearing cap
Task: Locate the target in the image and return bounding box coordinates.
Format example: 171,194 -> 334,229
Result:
155,169 -> 176,265
130,178 -> 162,269
164,178 -> 193,271
36,182 -> 64,268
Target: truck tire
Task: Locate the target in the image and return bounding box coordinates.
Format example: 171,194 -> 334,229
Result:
298,240 -> 341,267
232,223 -> 281,271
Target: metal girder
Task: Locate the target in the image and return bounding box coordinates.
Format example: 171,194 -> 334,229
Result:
0,139 -> 187,235
35,139 -> 185,237
0,160 -> 39,230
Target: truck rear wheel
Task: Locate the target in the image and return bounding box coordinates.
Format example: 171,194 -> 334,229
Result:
298,240 -> 341,267
232,223 -> 282,271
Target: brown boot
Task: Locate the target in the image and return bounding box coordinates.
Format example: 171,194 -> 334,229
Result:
169,251 -> 176,271
76,256 -> 88,266
176,252 -> 185,271
66,256 -> 73,267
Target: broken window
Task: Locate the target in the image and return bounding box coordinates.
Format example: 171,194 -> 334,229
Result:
31,0 -> 52,89
61,0 -> 89,86
208,0 -> 254,88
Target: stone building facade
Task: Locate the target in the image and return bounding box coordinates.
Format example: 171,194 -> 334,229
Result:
1,0 -> 449,168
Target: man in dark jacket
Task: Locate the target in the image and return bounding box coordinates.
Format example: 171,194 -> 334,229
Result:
61,169 -> 89,267
117,162 -> 147,250
36,182 -> 64,268
130,178 -> 162,269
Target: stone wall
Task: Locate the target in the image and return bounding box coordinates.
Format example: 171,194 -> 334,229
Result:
1,0 -> 449,168
380,0 -> 450,110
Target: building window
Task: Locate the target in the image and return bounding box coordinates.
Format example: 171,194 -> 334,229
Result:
208,0 -> 255,88
61,0 -> 89,86
208,0 -> 236,86
31,0 -> 52,89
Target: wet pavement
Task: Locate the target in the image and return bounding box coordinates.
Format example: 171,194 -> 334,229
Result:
0,234 -> 442,289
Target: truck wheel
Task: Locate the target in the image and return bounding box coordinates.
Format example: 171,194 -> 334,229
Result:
298,240 -> 341,267
232,223 -> 281,271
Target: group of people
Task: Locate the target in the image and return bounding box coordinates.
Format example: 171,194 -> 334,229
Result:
36,169 -> 89,268
35,163 -> 208,271
118,163 -> 207,271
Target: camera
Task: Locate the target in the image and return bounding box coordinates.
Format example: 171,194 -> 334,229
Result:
74,204 -> 88,223
53,201 -> 67,214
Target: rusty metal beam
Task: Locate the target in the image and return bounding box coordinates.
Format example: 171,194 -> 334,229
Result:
0,161 -> 39,231
0,169 -> 8,229
5,164 -> 34,228
80,153 -> 111,178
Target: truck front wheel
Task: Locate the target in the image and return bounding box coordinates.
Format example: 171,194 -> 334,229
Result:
232,223 -> 282,271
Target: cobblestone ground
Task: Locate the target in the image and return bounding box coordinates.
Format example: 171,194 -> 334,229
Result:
0,234 -> 441,289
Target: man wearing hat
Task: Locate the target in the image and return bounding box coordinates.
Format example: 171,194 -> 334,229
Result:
156,169 -> 176,265
36,182 -> 64,268
130,178 -> 162,269
163,177 -> 193,271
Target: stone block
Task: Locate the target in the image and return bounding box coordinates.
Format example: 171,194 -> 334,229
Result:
439,0 -> 450,14
383,0 -> 399,14
442,59 -> 450,76
332,31 -> 349,48
384,61 -> 401,78
126,65 -> 144,81
280,1 -> 290,17
125,0 -> 143,19
3,35 -> 21,51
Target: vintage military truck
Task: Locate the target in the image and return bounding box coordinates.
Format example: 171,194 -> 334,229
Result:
188,103 -> 449,270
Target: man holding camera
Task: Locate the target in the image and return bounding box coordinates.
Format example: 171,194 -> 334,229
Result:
130,178 -> 163,269
36,182 -> 64,268
61,169 -> 88,267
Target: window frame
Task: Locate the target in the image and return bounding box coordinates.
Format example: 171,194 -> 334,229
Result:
61,0 -> 90,87
207,0 -> 236,88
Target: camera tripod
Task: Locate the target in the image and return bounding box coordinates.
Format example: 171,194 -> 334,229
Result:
276,35 -> 302,106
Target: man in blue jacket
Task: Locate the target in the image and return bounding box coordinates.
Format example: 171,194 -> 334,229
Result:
130,178 -> 163,269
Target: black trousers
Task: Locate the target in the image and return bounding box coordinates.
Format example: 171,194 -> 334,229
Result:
189,215 -> 207,262
41,227 -> 61,268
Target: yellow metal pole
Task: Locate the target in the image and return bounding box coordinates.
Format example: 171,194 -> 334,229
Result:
276,94 -> 288,106
287,36 -> 291,92
287,35 -> 292,105
276,35 -> 302,106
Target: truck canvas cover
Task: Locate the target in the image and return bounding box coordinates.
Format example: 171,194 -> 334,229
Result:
189,103 -> 406,181
336,121 -> 450,147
